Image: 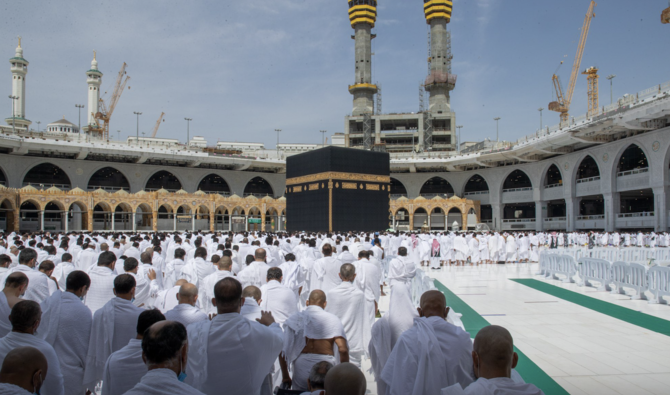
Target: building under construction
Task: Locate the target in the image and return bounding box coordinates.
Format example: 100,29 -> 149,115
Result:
343,0 -> 457,153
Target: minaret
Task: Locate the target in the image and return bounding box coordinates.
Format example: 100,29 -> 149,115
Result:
6,36 -> 31,129
86,51 -> 102,127
424,0 -> 456,114
348,0 -> 378,116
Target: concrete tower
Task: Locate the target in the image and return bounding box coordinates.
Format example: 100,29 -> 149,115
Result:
348,0 -> 378,116
424,0 -> 456,114
86,51 -> 103,127
6,37 -> 31,129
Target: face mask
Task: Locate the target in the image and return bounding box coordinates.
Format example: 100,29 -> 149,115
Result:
178,354 -> 187,382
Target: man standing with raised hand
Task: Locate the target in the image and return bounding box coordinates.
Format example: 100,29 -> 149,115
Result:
186,277 -> 283,395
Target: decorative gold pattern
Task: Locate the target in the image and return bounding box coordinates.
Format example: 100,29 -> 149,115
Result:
0,187 -> 286,233
366,184 -> 380,191
389,196 -> 480,230
341,182 -> 358,189
285,171 -> 390,186
308,183 -> 319,191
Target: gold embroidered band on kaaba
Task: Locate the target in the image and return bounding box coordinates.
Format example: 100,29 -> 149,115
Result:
285,171 -> 390,186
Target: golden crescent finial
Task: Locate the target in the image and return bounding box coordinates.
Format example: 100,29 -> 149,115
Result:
93,50 -> 96,60
17,36 -> 21,48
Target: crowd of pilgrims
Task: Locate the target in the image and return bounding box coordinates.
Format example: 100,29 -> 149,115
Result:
2,229 -> 661,394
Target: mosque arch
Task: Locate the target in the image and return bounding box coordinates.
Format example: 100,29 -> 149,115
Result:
502,170 -> 532,191
136,203 -> 153,231
87,167 -> 131,191
420,177 -> 454,197
463,174 -> 489,195
22,163 -> 71,189
145,171 -> 182,192
576,155 -> 600,181
616,144 -> 649,174
390,178 -> 408,197
0,199 -> 15,231
0,166 -> 7,186
244,177 -> 274,197
197,174 -> 231,195
447,207 -> 463,229
544,164 -> 563,187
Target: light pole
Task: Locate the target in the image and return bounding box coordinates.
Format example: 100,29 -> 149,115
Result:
37,121 -> 41,132
274,129 -> 281,157
606,75 -> 616,105
538,108 -> 544,130
8,95 -> 18,134
133,111 -> 142,142
456,125 -> 463,154
320,130 -> 327,147
184,118 -> 192,145
117,130 -> 121,141
494,117 -> 501,142
75,104 -> 84,133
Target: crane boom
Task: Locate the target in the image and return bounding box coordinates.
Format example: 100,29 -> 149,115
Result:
548,1 -> 596,126
151,112 -> 165,138
107,63 -> 130,120
663,1 -> 670,24
90,63 -> 130,140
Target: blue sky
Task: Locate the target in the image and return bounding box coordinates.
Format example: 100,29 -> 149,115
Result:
2,0 -> 668,147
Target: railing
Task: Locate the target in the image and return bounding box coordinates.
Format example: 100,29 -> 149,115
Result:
244,193 -> 275,198
502,218 -> 536,223
617,168 -> 649,177
420,193 -> 454,199
515,79 -> 670,145
502,187 -> 532,193
390,194 -> 408,199
481,220 -> 493,224
617,211 -> 654,218
577,215 -> 604,220
464,190 -> 489,196
88,185 -> 130,192
199,190 -> 231,196
145,188 -> 180,192
22,182 -> 72,189
544,217 -> 566,222
544,183 -> 562,189
576,176 -> 600,184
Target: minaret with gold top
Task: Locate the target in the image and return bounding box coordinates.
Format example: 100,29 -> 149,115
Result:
6,36 -> 31,130
348,0 -> 378,116
424,0 -> 456,114
86,51 -> 103,129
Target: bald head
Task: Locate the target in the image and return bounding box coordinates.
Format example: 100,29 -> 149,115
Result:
473,325 -> 517,379
4,272 -> 28,289
218,256 -> 233,271
0,347 -> 47,393
242,285 -> 261,303
177,283 -> 199,306
307,290 -> 327,309
339,263 -> 356,282
254,248 -> 266,261
418,290 -> 448,319
324,362 -> 366,395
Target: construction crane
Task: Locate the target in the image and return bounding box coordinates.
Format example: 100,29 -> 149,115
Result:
663,1 -> 670,24
151,112 -> 165,138
548,1 -> 596,127
90,63 -> 130,140
582,66 -> 599,117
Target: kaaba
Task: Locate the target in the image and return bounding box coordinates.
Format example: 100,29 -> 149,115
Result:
285,146 -> 390,232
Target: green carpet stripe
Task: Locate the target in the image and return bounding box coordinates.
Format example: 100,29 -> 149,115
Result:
434,279 -> 569,395
511,279 -> 670,337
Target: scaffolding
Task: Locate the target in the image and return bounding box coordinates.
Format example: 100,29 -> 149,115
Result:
419,83 -> 425,112
375,83 -> 382,115
423,112 -> 433,150
363,113 -> 373,150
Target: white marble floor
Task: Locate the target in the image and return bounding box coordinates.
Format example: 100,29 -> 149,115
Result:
421,262 -> 670,395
